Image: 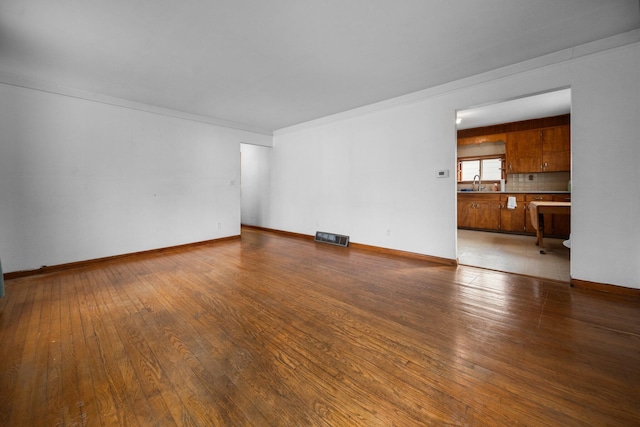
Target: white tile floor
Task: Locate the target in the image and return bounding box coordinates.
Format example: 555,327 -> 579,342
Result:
457,229 -> 570,282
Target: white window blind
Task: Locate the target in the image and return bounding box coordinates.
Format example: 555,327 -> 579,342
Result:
460,160 -> 480,181
458,157 -> 504,182
482,158 -> 502,180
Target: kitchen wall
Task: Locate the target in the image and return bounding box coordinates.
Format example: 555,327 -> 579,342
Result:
506,172 -> 570,192
456,136 -> 571,192
457,141 -> 505,158
456,141 -> 504,191
0,82 -> 271,273
268,33 -> 640,289
457,171 -> 571,192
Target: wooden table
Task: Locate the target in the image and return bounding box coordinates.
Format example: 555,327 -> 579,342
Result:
529,201 -> 571,254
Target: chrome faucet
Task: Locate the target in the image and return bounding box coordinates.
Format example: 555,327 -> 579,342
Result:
473,174 -> 482,191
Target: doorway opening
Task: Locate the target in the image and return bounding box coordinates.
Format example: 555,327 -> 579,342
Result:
240,143 -> 272,228
455,89 -> 571,281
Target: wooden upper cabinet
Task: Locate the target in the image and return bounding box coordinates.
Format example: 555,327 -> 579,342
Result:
506,125 -> 570,173
506,130 -> 542,173
542,126 -> 570,172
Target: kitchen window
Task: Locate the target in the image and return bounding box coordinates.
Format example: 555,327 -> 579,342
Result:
457,156 -> 505,182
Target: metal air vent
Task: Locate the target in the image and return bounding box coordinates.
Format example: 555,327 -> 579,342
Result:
314,231 -> 349,247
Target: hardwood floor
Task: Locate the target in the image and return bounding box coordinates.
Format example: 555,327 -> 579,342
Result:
1,227 -> 639,426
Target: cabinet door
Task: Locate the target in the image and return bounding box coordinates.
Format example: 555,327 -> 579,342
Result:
506,130 -> 542,173
458,196 -> 501,230
542,126 -> 570,172
552,194 -> 571,237
499,196 -> 525,232
457,199 -> 474,228
475,201 -> 501,230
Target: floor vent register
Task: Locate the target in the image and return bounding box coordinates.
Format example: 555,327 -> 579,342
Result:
314,231 -> 349,247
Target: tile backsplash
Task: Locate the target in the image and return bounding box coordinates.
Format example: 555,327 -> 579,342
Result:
506,172 -> 571,192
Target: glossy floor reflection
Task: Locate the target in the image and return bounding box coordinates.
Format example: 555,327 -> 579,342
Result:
457,229 -> 570,282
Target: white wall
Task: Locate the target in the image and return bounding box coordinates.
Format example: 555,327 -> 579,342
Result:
2,37 -> 637,290
240,143 -> 272,227
270,39 -> 640,289
570,44 -> 640,288
0,83 -> 271,273
271,102 -> 456,259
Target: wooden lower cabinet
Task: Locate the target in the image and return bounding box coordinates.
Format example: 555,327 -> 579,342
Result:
553,194 -> 571,237
457,198 -> 474,228
457,194 -> 501,231
475,200 -> 501,230
499,194 -> 525,232
458,192 -> 570,237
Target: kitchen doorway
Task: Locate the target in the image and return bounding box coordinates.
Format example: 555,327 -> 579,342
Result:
455,89 -> 572,282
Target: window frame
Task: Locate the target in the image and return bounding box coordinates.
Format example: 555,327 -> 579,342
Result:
457,155 -> 506,183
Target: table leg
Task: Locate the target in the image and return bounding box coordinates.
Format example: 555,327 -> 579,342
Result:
538,213 -> 546,254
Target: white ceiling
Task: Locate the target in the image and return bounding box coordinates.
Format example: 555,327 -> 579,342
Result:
456,89 -> 572,130
0,1 -> 638,133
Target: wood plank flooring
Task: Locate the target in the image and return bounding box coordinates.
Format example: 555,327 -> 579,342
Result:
1,227 -> 639,426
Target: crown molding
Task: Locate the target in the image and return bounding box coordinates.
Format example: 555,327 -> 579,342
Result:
0,71 -> 274,137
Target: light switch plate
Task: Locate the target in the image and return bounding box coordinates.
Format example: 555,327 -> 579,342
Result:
436,169 -> 449,178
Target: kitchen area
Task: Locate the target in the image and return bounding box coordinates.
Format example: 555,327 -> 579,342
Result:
456,90 -> 571,281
